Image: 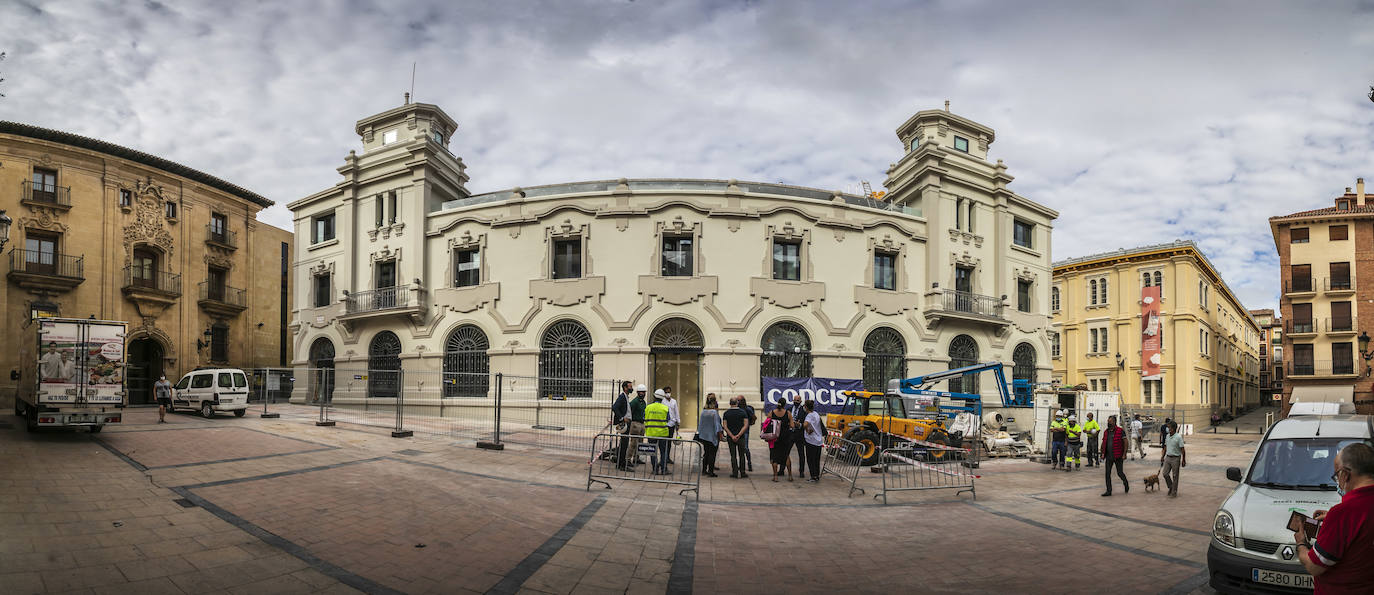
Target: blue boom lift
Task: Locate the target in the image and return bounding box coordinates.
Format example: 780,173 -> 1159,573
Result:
888,361 -> 1035,421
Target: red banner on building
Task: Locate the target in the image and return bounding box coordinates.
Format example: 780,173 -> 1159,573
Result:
1141,285 -> 1162,379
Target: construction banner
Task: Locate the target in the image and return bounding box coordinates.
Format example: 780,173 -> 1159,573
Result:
761,377 -> 864,414
1141,285 -> 1162,379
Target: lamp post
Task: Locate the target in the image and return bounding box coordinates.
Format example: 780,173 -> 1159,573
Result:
0,209 -> 11,252
1359,331 -> 1374,377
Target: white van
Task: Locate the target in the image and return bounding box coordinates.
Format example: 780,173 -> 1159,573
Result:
171,368 -> 250,418
1207,403 -> 1372,593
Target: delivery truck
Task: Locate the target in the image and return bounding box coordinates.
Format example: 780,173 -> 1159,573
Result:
13,318 -> 127,432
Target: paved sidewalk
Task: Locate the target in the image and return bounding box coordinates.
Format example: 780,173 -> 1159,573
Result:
0,407 -> 1256,594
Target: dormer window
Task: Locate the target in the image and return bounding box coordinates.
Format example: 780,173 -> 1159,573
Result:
1338,200 -> 1349,210
432,130 -> 444,144
382,129 -> 398,145
909,137 -> 919,152
953,136 -> 969,153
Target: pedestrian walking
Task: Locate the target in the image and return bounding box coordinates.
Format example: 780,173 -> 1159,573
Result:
644,392 -> 672,475
1129,414 -> 1146,460
1159,417 -> 1172,447
801,400 -> 824,482
722,397 -> 750,478
1082,412 -> 1100,467
738,398 -> 756,473
1294,443 -> 1374,593
1160,420 -> 1186,497
154,375 -> 173,423
1066,414 -> 1084,471
762,403 -> 794,482
1100,415 -> 1129,497
789,394 -> 808,478
1049,410 -> 1068,470
613,381 -> 633,470
695,394 -> 723,477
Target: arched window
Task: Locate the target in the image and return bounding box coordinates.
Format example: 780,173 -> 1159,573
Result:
1153,271 -> 1163,290
308,337 -> 335,404
443,325 -> 490,398
760,321 -> 812,380
947,334 -> 979,394
1089,279 -> 1098,305
1142,272 -> 1152,287
539,320 -> 593,399
1013,342 -> 1037,384
367,331 -> 402,398
650,318 -> 705,352
862,327 -> 906,392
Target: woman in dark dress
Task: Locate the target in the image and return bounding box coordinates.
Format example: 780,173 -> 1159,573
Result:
766,404 -> 795,482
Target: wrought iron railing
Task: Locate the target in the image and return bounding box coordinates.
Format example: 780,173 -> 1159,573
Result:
122,266 -> 181,294
198,281 -> 246,307
1325,317 -> 1357,333
8,249 -> 83,278
21,180 -> 71,206
1288,359 -> 1356,377
1286,319 -> 1316,334
934,289 -> 1004,318
205,224 -> 238,248
1325,276 -> 1354,292
1284,277 -> 1315,293
345,286 -> 413,314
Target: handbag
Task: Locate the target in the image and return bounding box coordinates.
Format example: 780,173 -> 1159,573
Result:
759,417 -> 780,442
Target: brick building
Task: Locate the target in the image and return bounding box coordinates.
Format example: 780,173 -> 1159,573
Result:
1269,178 -> 1374,415
1248,308 -> 1282,406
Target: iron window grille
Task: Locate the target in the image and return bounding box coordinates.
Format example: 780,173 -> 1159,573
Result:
650,318 -> 705,352
760,321 -> 812,380
862,327 -> 906,392
1013,342 -> 1037,384
210,324 -> 229,363
539,320 -> 594,399
367,331 -> 402,398
443,325 -> 490,398
947,334 -> 979,394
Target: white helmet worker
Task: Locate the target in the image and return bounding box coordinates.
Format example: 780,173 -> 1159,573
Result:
1068,415 -> 1077,422
1056,409 -> 1066,417
653,389 -> 666,400
635,384 -> 648,392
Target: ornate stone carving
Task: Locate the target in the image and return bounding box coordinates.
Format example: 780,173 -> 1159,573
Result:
204,252 -> 234,271
18,206 -> 68,233
122,177 -> 175,267
309,261 -> 335,277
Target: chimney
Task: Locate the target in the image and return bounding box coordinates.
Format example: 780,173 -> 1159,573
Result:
1359,178 -> 1366,207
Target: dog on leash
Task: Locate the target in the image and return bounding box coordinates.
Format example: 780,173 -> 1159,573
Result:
1142,471 -> 1161,492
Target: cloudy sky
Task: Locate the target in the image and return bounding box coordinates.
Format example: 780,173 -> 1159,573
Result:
3,0 -> 1373,310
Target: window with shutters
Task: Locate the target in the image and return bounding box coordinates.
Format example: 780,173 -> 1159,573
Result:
1331,301 -> 1353,332
1290,264 -> 1312,293
1292,303 -> 1313,333
1290,227 -> 1309,243
1330,225 -> 1348,241
1330,262 -> 1351,291
1333,343 -> 1354,375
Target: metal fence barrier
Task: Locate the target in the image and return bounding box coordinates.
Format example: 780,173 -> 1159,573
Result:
247,368 -> 295,419
587,432 -> 703,500
820,431 -> 866,498
873,440 -> 978,505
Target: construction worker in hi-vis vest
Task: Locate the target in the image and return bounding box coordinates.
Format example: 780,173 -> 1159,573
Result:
1065,415 -> 1084,471
644,397 -> 672,476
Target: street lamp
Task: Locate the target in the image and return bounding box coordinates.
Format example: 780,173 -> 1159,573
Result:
0,209 -> 11,252
1359,331 -> 1374,376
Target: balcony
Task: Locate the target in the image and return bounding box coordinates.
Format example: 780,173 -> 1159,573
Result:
338,285 -> 427,327
1324,276 -> 1355,295
1285,319 -> 1317,337
1287,359 -> 1357,378
20,180 -> 72,210
1283,277 -> 1316,297
1325,316 -> 1358,336
197,281 -> 247,317
6,249 -> 84,292
121,267 -> 181,317
923,289 -> 1009,328
205,225 -> 238,250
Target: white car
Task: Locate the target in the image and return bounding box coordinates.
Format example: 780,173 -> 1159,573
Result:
1207,408 -> 1372,594
171,368 -> 251,418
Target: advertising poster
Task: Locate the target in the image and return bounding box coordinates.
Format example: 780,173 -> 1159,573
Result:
1141,285 -> 1162,379
38,321 -> 124,404
761,377 -> 864,414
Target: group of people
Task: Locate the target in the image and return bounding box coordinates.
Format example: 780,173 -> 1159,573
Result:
609,382 -> 827,483
1048,410 -> 1186,497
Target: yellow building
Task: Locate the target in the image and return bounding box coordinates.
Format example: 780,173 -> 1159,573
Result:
0,121 -> 293,407
1051,241 -> 1262,425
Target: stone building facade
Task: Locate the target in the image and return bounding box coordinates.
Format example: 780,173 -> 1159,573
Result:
289,102 -> 1058,427
1270,178 -> 1374,415
1052,241 -> 1262,425
0,122 -> 292,406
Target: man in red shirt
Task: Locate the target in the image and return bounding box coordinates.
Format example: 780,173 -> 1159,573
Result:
1294,442 -> 1374,594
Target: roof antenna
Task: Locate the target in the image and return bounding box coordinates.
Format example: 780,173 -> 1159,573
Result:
409,61 -> 417,103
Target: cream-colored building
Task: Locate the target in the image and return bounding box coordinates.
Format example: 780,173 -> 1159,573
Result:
289,102 -> 1058,427
1051,241 -> 1262,425
0,122 -> 293,406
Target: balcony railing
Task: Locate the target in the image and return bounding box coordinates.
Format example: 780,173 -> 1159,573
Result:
1325,276 -> 1354,292
1288,359 -> 1357,377
122,266 -> 181,295
198,281 -> 246,307
21,180 -> 71,207
1325,316 -> 1357,334
932,289 -> 1005,319
8,248 -> 83,278
206,225 -> 238,249
345,286 -> 414,314
1286,319 -> 1316,334
1284,277 -> 1316,294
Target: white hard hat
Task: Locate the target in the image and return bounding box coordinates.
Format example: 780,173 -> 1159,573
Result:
1056,409 -> 1066,416
653,389 -> 666,398
1068,415 -> 1077,421
635,384 -> 647,392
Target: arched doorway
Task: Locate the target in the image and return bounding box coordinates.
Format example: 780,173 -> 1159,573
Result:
368,331 -> 402,398
650,318 -> 704,430
308,337 -> 335,404
126,337 -> 164,406
947,334 -> 979,395
760,321 -> 812,382
539,320 -> 593,399
863,327 -> 907,392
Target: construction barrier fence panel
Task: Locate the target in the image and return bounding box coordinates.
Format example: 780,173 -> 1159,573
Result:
874,441 -> 978,505
587,432 -> 703,500
820,431 -> 866,498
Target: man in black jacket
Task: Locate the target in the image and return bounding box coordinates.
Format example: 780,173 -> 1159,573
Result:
789,394 -> 809,478
612,381 -> 632,470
